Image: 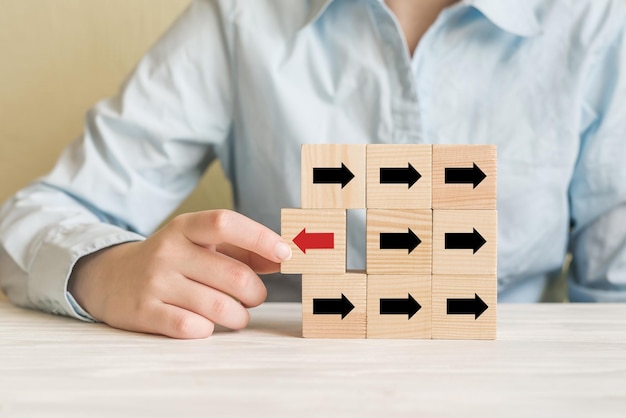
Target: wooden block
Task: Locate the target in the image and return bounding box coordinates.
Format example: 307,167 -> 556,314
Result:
302,272 -> 367,338
367,275 -> 431,339
432,275 -> 496,339
432,210 -> 497,275
301,144 -> 366,209
281,209 -> 346,275
432,145 -> 496,209
366,144 -> 432,209
366,209 -> 432,275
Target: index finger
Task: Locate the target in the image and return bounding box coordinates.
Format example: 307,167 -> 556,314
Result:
180,210 -> 292,264
216,243 -> 281,274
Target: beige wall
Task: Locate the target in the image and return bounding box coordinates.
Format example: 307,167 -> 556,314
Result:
0,0 -> 233,222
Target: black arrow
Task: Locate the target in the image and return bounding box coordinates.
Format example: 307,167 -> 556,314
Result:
313,294 -> 354,319
380,229 -> 421,254
447,293 -> 488,319
445,163 -> 486,188
445,228 -> 486,254
313,163 -> 355,189
380,163 -> 421,188
380,294 -> 421,319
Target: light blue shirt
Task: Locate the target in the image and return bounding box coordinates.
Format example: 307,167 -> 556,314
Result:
1,0 -> 626,320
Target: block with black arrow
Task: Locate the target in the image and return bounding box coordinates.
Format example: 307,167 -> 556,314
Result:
302,272 -> 367,339
367,275 -> 432,338
433,210 -> 496,275
432,144 -> 496,209
366,144 -> 432,209
366,209 -> 432,275
301,144 -> 366,209
432,275 -> 496,340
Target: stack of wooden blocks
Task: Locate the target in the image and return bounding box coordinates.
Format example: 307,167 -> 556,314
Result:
281,144 -> 497,339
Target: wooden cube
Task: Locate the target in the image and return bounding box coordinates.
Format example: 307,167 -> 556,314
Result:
281,208 -> 346,275
367,275 -> 431,339
431,275 -> 496,339
302,272 -> 367,338
366,144 -> 432,209
432,210 -> 497,275
366,209 -> 432,275
432,145 -> 496,209
301,144 -> 366,209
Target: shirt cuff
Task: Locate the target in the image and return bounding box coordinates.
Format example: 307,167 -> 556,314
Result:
66,291 -> 97,322
27,222 -> 145,321
568,276 -> 626,302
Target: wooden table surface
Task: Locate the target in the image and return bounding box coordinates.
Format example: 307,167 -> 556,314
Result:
1,295 -> 625,418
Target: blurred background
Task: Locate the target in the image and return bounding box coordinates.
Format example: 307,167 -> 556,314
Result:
0,0 -> 571,302
0,0 -> 233,224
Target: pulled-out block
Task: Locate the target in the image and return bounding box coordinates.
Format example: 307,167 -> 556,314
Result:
431,275 -> 496,340
432,145 -> 496,209
367,274 -> 432,339
366,209 -> 432,275
366,144 -> 432,209
301,144 -> 366,209
302,272 -> 367,338
281,208 -> 346,275
432,210 -> 497,275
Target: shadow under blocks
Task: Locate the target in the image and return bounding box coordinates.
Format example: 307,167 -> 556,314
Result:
281,144 -> 497,339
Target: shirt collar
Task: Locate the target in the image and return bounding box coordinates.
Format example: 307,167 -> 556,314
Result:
303,0 -> 542,37
465,0 -> 542,37
303,0 -> 335,28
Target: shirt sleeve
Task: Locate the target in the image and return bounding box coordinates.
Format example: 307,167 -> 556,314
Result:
568,5 -> 626,302
0,0 -> 234,319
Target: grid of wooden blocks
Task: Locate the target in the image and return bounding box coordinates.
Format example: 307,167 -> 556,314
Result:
281,144 -> 497,339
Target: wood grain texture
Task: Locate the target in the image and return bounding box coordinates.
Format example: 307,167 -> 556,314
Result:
366,144 -> 432,209
281,208 -> 346,274
302,272 -> 366,338
432,210 -> 497,275
1,300 -> 626,417
367,275 -> 431,339
432,145 -> 497,209
432,275 -> 497,340
366,209 -> 432,275
301,144 -> 366,209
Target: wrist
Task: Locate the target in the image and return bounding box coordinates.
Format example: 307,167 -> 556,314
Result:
68,242 -> 133,318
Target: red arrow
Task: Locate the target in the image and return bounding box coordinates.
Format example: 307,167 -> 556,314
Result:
292,228 -> 335,254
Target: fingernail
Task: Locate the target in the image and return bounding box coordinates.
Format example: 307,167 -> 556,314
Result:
275,242 -> 292,261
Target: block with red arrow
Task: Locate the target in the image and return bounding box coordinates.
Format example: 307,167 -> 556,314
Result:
280,208 -> 346,275
292,228 -> 334,254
